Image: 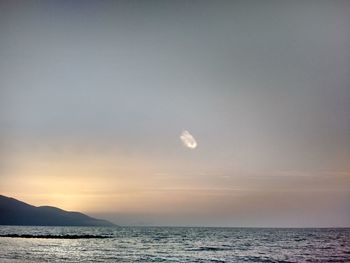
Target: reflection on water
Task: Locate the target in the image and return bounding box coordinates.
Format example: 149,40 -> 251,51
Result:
0,226 -> 349,262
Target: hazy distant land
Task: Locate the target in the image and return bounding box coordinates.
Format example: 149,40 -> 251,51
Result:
0,195 -> 114,226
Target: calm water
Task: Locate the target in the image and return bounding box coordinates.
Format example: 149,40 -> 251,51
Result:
0,226 -> 349,262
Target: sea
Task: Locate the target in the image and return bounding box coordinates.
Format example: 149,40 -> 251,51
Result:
0,226 -> 349,262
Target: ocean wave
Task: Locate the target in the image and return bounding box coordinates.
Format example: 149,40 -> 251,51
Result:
0,234 -> 112,239
187,246 -> 231,251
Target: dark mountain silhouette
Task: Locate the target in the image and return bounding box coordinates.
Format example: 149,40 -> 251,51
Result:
0,195 -> 114,226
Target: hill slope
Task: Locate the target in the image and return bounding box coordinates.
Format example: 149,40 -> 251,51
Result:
0,195 -> 114,226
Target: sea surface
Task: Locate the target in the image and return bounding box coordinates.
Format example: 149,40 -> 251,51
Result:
0,226 -> 349,262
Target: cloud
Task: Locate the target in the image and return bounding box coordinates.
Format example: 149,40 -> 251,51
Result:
180,130 -> 197,149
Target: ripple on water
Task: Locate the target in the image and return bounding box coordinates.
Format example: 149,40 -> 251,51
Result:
0,227 -> 349,262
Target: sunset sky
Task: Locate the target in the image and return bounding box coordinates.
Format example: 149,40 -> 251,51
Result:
1,0 -> 349,227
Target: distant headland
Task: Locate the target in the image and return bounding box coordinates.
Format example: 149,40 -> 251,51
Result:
0,195 -> 114,226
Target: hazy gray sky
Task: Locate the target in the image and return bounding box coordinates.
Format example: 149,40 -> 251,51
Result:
1,0 -> 349,227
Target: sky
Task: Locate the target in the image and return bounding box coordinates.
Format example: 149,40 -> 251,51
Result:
0,0 -> 349,227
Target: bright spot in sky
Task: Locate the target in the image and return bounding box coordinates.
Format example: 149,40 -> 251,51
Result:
180,130 -> 197,149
